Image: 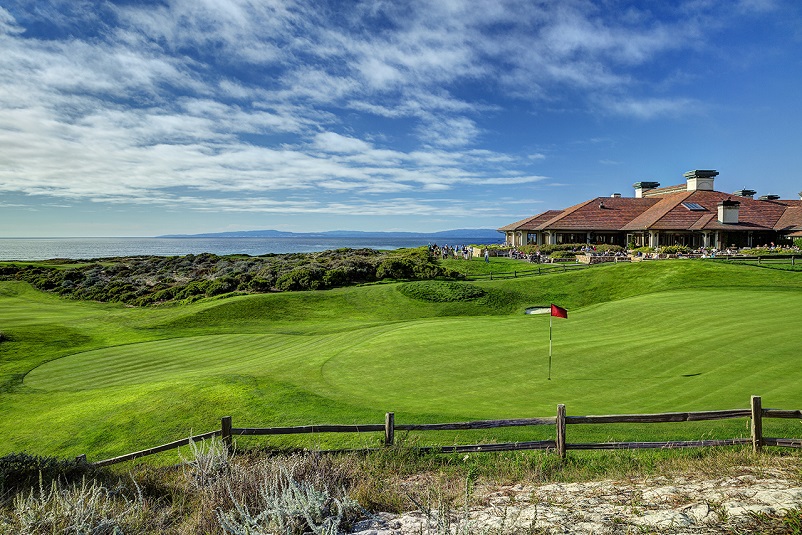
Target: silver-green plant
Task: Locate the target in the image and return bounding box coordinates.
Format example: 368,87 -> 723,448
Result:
180,435 -> 232,488
4,476 -> 143,534
216,462 -> 359,535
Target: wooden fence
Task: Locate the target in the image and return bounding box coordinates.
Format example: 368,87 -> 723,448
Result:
465,263 -> 588,281
708,255 -> 799,265
91,395 -> 802,467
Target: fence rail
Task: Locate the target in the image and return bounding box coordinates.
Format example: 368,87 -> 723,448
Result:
465,263 -> 588,281
90,395 -> 801,467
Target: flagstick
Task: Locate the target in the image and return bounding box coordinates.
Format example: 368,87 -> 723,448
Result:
548,314 -> 552,380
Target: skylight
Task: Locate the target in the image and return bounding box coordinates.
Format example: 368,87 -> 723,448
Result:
682,202 -> 706,211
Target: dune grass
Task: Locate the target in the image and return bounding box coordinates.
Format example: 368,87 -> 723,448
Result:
1,260 -> 802,460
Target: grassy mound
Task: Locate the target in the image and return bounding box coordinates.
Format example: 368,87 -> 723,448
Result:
398,281 -> 487,302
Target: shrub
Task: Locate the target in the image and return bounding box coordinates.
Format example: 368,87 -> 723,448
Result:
376,258 -> 416,280
658,245 -> 691,255
631,246 -> 654,255
275,266 -> 326,291
6,478 -> 146,534
0,453 -> 97,494
741,247 -> 798,256
594,244 -> 624,254
322,267 -> 350,288
180,437 -> 232,489
537,243 -> 587,254
215,463 -> 360,535
549,250 -> 577,259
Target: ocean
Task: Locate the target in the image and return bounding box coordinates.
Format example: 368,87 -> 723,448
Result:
0,236 -> 502,261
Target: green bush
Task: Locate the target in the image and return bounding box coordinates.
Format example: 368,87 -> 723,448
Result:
794,238 -> 802,249
658,245 -> 691,255
741,247 -> 798,257
0,453 -> 98,494
594,244 -> 624,253
631,246 -> 654,255
275,266 -> 326,291
550,250 -> 577,258
376,258 -> 416,280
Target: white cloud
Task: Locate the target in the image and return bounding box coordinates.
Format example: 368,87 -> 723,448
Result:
0,0 -> 786,224
314,132 -> 373,154
600,96 -> 701,119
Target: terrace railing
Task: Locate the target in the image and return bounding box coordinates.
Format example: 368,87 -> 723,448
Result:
90,395 -> 801,467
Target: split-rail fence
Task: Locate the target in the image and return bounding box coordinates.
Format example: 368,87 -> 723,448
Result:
90,395 -> 802,467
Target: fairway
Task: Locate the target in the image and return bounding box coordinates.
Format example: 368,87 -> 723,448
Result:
3,261 -> 802,459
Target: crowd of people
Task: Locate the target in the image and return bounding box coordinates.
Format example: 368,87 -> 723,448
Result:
428,242 -> 802,263
428,243 -> 474,260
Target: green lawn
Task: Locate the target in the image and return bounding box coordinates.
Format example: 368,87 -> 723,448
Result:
1,260 -> 801,460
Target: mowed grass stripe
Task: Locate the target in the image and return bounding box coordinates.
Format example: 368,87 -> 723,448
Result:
24,327 -> 398,391
25,334 -> 317,390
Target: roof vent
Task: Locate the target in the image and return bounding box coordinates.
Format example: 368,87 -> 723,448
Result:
633,181 -> 660,198
733,189 -> 756,199
684,170 -> 718,191
611,193 -> 621,198
758,194 -> 780,201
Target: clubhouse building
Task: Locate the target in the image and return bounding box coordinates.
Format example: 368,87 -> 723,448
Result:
499,170 -> 802,250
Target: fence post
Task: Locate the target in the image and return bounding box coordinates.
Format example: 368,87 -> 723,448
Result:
384,412 -> 395,447
490,271 -> 493,280
751,396 -> 763,453
556,404 -> 566,459
221,416 -> 233,453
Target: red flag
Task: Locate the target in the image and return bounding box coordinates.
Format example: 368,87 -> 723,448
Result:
550,304 -> 568,319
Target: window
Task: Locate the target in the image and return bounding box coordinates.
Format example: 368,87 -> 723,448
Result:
682,202 -> 706,211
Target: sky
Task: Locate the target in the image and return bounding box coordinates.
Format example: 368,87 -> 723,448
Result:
1,0 -> 801,237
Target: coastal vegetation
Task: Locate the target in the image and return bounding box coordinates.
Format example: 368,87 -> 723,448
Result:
0,247 -> 456,306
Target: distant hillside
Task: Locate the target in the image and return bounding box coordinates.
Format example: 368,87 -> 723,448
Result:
158,228 -> 504,240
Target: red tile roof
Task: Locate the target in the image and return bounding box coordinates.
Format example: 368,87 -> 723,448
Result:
500,188 -> 802,234
498,210 -> 565,231
539,197 -> 659,231
775,205 -> 802,231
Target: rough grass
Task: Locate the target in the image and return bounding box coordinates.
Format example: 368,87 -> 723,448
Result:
4,442 -> 800,534
1,261 -> 802,459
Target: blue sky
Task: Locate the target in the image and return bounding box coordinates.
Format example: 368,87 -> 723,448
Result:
1,0 -> 801,237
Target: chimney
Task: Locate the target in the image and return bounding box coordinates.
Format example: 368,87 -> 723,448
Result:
633,181 -> 660,198
758,194 -> 780,201
684,170 -> 719,191
733,189 -> 756,199
718,198 -> 740,224
611,193 -> 621,198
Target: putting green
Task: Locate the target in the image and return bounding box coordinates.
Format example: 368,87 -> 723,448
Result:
320,288 -> 802,415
